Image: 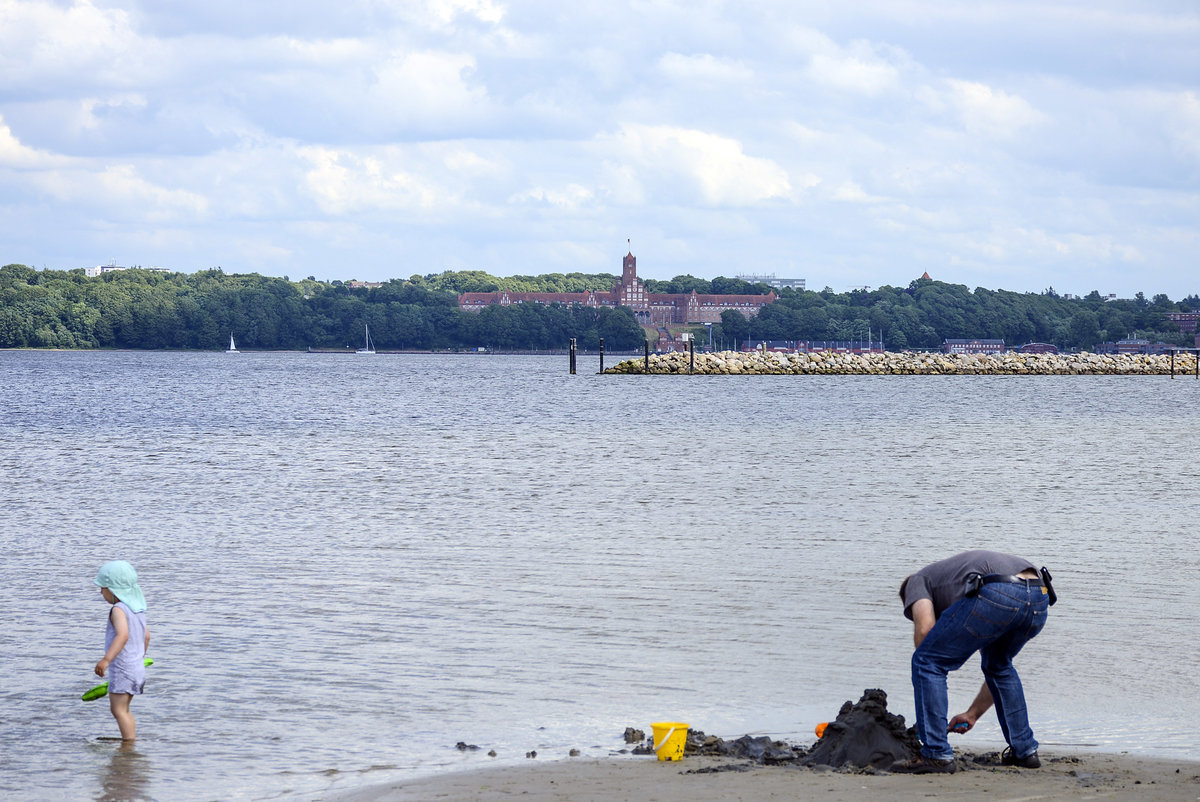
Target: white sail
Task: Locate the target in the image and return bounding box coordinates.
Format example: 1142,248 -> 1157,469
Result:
227,333 -> 239,354
356,324 -> 376,355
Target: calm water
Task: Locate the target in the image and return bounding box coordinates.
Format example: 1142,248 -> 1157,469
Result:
1,350 -> 1198,801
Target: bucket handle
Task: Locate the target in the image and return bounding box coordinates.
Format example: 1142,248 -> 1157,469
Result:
653,727 -> 677,752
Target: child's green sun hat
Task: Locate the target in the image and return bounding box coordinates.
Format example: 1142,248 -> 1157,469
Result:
94,560 -> 147,613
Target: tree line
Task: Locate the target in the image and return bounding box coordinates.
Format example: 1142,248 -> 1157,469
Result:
713,279 -> 1196,352
1,262 -> 1195,352
0,265 -> 644,351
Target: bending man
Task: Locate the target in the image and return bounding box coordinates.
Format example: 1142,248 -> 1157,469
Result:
891,549 -> 1052,774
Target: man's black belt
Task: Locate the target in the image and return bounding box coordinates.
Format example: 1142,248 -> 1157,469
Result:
965,568 -> 1057,605
982,574 -> 1042,585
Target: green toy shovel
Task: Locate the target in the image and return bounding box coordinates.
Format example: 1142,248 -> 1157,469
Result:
82,658 -> 154,701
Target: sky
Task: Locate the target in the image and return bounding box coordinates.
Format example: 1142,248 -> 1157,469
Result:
1,0 -> 1197,299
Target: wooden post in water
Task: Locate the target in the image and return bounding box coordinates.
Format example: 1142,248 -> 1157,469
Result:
1170,349 -> 1175,379
569,338 -> 576,375
689,336 -> 695,374
644,340 -> 651,374
599,338 -> 604,373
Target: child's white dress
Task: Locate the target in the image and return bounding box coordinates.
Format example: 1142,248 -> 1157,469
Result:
104,601 -> 147,695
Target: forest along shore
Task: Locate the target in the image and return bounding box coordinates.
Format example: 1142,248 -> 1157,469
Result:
603,349 -> 1200,375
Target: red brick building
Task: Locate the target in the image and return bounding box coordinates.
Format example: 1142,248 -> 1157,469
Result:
1165,312 -> 1199,334
458,251 -> 776,326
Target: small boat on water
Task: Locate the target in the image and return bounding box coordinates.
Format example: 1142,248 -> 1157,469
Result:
226,333 -> 239,354
356,324 -> 376,355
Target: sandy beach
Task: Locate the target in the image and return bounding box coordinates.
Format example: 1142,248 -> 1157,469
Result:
331,751 -> 1200,801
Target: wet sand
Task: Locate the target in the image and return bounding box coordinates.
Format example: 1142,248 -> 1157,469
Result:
331,752 -> 1200,801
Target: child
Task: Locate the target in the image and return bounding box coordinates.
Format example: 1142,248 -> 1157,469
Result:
93,560 -> 150,740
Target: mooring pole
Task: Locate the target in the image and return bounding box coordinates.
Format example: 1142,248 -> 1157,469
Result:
644,340 -> 650,374
569,338 -> 576,375
1170,349 -> 1175,379
599,338 -> 605,373
689,337 -> 695,374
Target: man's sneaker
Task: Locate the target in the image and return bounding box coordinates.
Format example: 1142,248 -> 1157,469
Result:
889,755 -> 957,774
1001,747 -> 1041,768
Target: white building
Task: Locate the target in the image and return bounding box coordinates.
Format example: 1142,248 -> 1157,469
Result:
84,262 -> 171,277
735,274 -> 805,290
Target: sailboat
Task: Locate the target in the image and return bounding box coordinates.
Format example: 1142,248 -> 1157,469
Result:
226,333 -> 239,354
356,324 -> 376,355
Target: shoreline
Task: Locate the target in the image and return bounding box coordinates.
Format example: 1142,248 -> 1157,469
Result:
325,750 -> 1200,801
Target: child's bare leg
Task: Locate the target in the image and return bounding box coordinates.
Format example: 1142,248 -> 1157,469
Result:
108,693 -> 136,740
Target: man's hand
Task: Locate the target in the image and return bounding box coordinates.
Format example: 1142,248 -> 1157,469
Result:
948,713 -> 976,733
948,684 -> 995,732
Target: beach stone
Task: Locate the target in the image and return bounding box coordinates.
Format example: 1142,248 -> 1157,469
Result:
603,349 -> 1197,376
623,727 -> 645,743
802,688 -> 920,770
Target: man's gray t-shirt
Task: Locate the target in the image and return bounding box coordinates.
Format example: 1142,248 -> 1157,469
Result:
902,549 -> 1037,620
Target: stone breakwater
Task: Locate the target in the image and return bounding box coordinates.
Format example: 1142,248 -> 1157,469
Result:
603,350 -> 1200,376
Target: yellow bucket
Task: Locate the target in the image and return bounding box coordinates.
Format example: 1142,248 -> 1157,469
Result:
650,722 -> 689,761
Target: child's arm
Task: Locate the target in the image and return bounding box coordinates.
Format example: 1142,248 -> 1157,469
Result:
144,624 -> 151,656
95,606 -> 129,678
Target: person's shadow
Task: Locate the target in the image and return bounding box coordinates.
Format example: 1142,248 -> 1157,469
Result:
97,741 -> 151,802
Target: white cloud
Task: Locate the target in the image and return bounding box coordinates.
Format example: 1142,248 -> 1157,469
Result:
425,0 -> 506,27
0,0 -> 150,92
442,147 -> 499,174
955,226 -> 1144,266
657,53 -> 754,84
807,52 -> 899,96
1163,90 -> 1200,164
784,28 -> 904,96
299,146 -> 445,215
369,50 -> 490,126
831,181 -> 887,204
28,163 -> 209,221
945,79 -> 1047,137
0,115 -> 64,168
508,183 -> 593,209
599,124 -> 793,207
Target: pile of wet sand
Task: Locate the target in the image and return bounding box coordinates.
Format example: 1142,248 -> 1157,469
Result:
626,688 -> 920,773
802,688 -> 921,769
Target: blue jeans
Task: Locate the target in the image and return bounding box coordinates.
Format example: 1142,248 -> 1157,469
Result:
911,582 -> 1048,760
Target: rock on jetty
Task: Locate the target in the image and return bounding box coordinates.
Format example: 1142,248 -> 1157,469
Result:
603,350 -> 1199,376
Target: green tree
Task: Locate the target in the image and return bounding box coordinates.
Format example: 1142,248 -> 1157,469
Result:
1068,310 -> 1101,349
720,309 -> 750,347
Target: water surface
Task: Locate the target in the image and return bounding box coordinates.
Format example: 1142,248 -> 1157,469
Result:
1,350 -> 1197,800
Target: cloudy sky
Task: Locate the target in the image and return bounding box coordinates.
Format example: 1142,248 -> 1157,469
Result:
1,0 -> 1197,298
